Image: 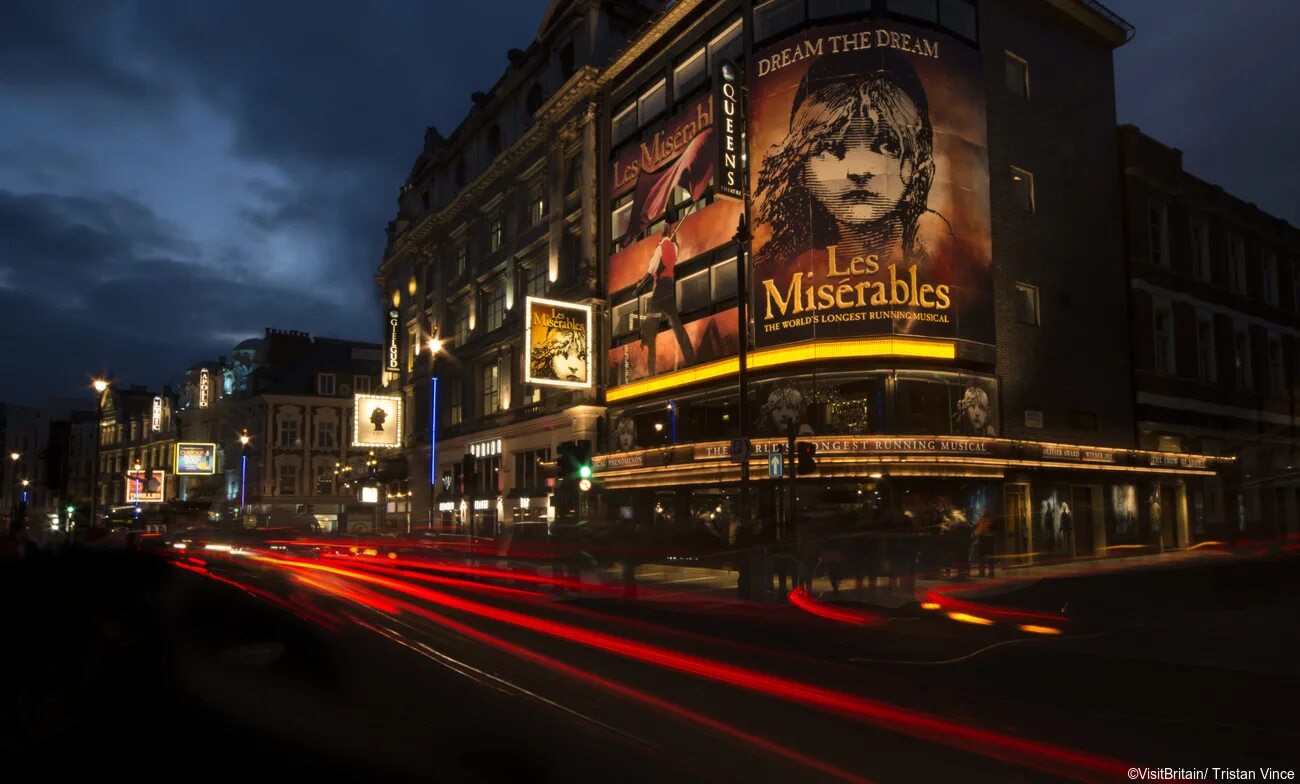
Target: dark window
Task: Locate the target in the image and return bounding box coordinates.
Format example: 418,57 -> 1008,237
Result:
487,125 -> 501,157
1005,52 -> 1029,98
612,299 -> 638,339
810,0 -> 871,19
454,159 -> 466,188
887,0 -> 938,22
638,80 -> 666,126
611,103 -> 637,146
489,214 -> 504,253
526,83 -> 543,115
676,269 -> 711,314
448,376 -> 463,425
938,0 -> 977,41
559,41 -> 575,78
707,19 -> 743,74
513,447 -> 551,491
1014,283 -> 1039,325
1148,201 -> 1169,267
754,0 -> 805,43
711,257 -> 738,303
673,48 -> 706,99
565,156 -> 580,195
1011,167 -> 1035,212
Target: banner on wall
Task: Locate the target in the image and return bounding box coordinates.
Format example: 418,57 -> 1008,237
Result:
748,20 -> 993,350
353,393 -> 402,448
525,297 -> 592,389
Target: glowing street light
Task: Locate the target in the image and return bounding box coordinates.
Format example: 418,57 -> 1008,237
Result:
92,378 -> 109,393
427,336 -> 444,354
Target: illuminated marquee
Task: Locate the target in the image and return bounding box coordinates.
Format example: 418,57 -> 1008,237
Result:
353,393 -> 402,448
385,308 -> 401,373
198,368 -> 211,409
151,396 -> 162,432
174,442 -> 217,476
714,59 -> 744,199
524,297 -> 592,389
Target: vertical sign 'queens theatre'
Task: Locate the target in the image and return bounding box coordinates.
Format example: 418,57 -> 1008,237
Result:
748,20 -> 993,351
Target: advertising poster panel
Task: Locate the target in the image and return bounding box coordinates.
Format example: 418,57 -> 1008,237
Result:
354,394 -> 402,448
525,297 -> 592,389
749,20 -> 993,349
174,442 -> 217,476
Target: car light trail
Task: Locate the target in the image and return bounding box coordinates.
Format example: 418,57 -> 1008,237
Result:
788,587 -> 883,626
253,554 -> 1131,782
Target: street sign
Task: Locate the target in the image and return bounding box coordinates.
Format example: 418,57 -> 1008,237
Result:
768,453 -> 783,479
729,438 -> 752,463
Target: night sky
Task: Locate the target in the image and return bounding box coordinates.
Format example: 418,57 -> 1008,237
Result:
1,1 -> 1296,408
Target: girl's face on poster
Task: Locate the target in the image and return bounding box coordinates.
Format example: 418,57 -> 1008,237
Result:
550,341 -> 586,382
803,108 -> 916,227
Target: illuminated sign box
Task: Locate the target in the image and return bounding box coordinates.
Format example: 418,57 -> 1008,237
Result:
174,442 -> 217,475
353,393 -> 403,448
124,470 -> 166,503
525,297 -> 592,389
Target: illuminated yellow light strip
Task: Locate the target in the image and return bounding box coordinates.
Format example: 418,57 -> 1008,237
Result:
1187,540 -> 1224,550
921,602 -> 942,611
947,611 -> 994,626
1018,624 -> 1062,635
605,337 -> 956,402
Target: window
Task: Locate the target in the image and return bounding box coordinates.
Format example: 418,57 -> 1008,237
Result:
637,79 -> 666,126
711,256 -> 738,302
513,447 -> 551,491
456,243 -> 468,277
1147,201 -> 1169,268
887,0 -> 937,22
1011,167 -> 1034,212
524,262 -> 547,298
454,159 -> 466,189
489,214 -> 504,253
565,156 -> 580,195
527,180 -> 546,226
408,327 -> 418,371
1269,337 -> 1285,394
277,463 -> 298,496
1263,250 -> 1279,306
612,299 -> 638,339
453,304 -> 470,346
810,0 -> 871,19
676,269 -> 711,314
526,83 -> 543,115
1229,234 -> 1247,295
483,281 -> 506,332
278,419 -> 299,448
354,375 -> 371,394
448,376 -> 463,425
938,0 -> 978,40
315,467 -> 334,496
1005,52 -> 1029,98
1234,327 -> 1252,389
1153,303 -> 1175,373
707,19 -> 743,74
754,0 -> 804,43
487,125 -> 501,157
1196,315 -> 1216,383
559,40 -> 575,78
611,192 -> 634,243
611,103 -> 637,147
1190,217 -> 1211,282
316,421 -> 336,449
481,363 -> 500,415
1014,282 -> 1040,325
674,47 -> 707,99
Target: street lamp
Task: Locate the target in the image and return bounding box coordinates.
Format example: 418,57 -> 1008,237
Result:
89,378 -> 109,531
132,461 -> 143,517
425,336 -> 447,531
7,452 -> 19,530
238,430 -> 250,525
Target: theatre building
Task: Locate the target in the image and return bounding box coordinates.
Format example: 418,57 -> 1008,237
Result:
593,0 -> 1232,558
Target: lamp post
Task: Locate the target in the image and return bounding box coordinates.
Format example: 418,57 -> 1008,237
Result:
90,378 -> 109,531
19,478 -> 29,526
132,461 -> 143,518
7,451 -> 18,529
238,430 -> 251,525
426,336 -> 445,531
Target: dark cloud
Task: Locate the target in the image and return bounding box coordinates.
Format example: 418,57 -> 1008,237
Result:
0,188 -> 348,405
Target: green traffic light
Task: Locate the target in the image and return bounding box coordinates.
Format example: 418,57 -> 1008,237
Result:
579,465 -> 592,479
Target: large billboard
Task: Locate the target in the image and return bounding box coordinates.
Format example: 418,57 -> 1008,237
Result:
607,198 -> 743,387
124,469 -> 165,503
611,93 -> 718,243
525,297 -> 592,389
353,393 -> 402,448
174,442 -> 217,476
749,20 -> 993,350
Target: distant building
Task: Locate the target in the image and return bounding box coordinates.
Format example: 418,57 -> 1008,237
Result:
1120,124 -> 1300,538
94,384 -> 178,523
175,328 -> 383,531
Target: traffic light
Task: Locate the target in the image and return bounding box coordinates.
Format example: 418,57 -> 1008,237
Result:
461,453 -> 478,494
796,441 -> 817,474
556,440 -> 592,482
